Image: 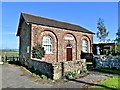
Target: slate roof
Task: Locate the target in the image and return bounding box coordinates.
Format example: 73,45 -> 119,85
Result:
17,12 -> 94,36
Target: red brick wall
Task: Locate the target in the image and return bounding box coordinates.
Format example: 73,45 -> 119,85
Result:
31,24 -> 93,63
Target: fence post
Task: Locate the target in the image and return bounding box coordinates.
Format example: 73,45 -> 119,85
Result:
5,56 -> 7,62
13,56 -> 15,61
17,57 -> 19,61
2,56 -> 4,62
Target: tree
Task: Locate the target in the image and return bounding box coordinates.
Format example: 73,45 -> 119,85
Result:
116,27 -> 120,43
32,43 -> 45,59
115,27 -> 120,55
97,18 -> 109,42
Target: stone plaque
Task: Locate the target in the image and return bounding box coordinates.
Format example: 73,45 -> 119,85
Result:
64,34 -> 74,40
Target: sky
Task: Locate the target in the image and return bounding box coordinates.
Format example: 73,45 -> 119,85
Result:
1,2 -> 118,49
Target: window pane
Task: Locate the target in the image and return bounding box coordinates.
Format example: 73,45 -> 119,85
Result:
82,40 -> 88,52
50,46 -> 51,52
42,35 -> 52,53
48,46 -> 49,52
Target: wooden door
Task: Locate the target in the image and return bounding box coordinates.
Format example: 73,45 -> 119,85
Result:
66,48 -> 72,61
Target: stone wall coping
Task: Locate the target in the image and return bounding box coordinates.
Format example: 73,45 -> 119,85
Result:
64,59 -> 84,63
31,58 -> 42,61
31,58 -> 52,65
30,58 -> 86,67
53,59 -> 86,65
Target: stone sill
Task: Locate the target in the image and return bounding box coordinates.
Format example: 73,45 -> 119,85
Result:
45,52 -> 54,55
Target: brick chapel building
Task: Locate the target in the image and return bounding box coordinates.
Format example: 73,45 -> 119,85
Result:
17,12 -> 94,63
17,12 -> 94,79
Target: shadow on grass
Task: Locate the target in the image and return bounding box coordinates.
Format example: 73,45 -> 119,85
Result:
68,78 -> 118,90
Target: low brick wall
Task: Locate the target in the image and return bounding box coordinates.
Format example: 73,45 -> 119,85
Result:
26,59 -> 87,80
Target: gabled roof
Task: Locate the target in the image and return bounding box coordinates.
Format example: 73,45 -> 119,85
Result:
17,12 -> 94,36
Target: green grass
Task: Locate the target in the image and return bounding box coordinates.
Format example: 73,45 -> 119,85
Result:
1,50 -> 19,56
91,76 -> 120,89
1,50 -> 19,62
95,68 -> 120,75
86,62 -> 93,64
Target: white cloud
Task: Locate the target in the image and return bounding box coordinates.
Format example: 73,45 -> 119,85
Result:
2,32 -> 16,35
7,32 -> 15,35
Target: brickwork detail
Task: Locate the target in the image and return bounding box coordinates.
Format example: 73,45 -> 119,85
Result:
31,24 -> 93,62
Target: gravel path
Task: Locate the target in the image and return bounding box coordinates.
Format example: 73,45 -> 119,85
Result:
2,64 -> 110,88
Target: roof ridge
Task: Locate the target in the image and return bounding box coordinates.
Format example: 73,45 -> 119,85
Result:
22,12 -> 84,28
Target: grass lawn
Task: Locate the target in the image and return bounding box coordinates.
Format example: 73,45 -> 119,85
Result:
1,50 -> 19,56
1,50 -> 19,62
94,68 -> 120,75
86,62 -> 93,64
90,76 -> 120,89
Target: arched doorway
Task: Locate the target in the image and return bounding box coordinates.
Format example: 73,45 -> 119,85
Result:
66,44 -> 72,61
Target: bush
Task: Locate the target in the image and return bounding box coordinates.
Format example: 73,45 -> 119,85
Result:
65,71 -> 77,79
41,74 -> 48,80
65,72 -> 71,78
32,43 -> 45,59
80,69 -> 88,74
65,70 -> 88,79
34,70 -> 41,75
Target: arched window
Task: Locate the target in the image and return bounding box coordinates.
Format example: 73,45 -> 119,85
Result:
82,39 -> 88,53
42,35 -> 52,54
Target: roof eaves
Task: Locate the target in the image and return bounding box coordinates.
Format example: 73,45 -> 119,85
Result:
27,21 -> 94,34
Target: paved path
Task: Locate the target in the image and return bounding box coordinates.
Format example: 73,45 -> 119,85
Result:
53,73 -> 108,88
1,64 -> 110,88
2,64 -> 52,88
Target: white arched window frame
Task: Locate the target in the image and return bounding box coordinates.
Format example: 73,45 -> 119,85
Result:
42,35 -> 53,54
82,39 -> 88,53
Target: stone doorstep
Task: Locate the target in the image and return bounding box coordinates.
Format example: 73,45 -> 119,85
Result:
0,62 -> 3,64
